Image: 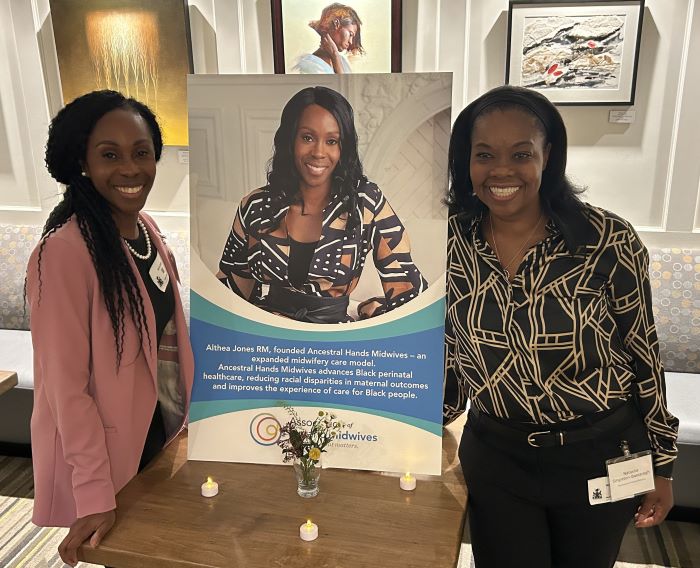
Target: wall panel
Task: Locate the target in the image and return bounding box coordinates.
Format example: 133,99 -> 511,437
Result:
0,0 -> 696,247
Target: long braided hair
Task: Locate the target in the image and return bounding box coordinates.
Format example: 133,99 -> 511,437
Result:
38,90 -> 163,367
266,86 -> 366,236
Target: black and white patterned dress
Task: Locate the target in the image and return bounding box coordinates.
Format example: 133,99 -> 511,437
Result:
218,181 -> 428,321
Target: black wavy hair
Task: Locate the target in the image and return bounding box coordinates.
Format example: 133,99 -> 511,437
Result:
37,89 -> 163,367
446,85 -> 584,224
266,86 -> 366,234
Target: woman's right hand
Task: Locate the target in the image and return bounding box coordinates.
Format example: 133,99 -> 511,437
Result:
321,33 -> 342,65
58,509 -> 116,566
317,33 -> 345,73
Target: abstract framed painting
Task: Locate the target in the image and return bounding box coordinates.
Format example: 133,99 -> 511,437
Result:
270,0 -> 402,74
506,0 -> 644,105
49,0 -> 193,145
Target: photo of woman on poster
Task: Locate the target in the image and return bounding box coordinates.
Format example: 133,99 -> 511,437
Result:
216,86 -> 427,323
292,3 -> 364,74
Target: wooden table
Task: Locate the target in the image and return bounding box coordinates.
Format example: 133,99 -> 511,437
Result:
0,370 -> 18,397
79,415 -> 468,567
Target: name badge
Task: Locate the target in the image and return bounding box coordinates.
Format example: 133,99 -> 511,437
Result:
149,251 -> 170,292
587,476 -> 611,505
605,443 -> 655,502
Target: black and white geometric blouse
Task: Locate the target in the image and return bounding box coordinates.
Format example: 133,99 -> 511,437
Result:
443,203 -> 679,476
218,181 -> 428,321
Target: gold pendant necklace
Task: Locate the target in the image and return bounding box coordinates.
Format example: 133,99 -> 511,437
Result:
489,212 -> 543,280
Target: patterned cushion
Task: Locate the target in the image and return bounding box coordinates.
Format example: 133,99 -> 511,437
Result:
648,248 -> 700,374
0,224 -> 190,331
0,225 -> 42,330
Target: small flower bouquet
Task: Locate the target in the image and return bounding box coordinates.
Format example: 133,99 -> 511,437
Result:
278,404 -> 344,497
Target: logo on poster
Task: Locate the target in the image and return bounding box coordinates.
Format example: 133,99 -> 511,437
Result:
249,413 -> 282,446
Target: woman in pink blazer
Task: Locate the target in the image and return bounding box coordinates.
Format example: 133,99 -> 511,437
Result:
26,90 -> 194,566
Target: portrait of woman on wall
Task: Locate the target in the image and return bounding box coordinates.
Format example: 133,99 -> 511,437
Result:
293,3 -> 364,74
274,0 -> 394,74
216,85 -> 427,324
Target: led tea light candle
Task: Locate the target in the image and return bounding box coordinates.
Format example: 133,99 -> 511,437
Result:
400,472 -> 416,491
299,519 -> 319,541
201,476 -> 219,497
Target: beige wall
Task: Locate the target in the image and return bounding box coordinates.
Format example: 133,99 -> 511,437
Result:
1,0 -> 699,244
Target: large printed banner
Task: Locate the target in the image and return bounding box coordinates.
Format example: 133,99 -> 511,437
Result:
188,73 -> 451,474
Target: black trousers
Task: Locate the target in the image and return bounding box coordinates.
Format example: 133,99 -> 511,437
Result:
459,406 -> 649,568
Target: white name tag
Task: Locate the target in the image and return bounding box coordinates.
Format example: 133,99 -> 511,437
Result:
587,476 -> 612,505
606,451 -> 655,502
149,251 -> 170,292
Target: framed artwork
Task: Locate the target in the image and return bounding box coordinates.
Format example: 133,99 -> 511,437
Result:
49,0 -> 193,146
271,0 -> 402,74
506,0 -> 645,105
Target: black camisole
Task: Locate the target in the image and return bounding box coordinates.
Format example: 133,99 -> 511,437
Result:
287,236 -> 318,288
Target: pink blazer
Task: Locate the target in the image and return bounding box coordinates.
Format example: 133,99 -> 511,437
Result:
26,213 -> 193,527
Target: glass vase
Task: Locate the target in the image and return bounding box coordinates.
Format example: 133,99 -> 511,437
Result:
293,457 -> 321,498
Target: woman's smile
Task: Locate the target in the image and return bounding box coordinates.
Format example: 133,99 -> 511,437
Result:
114,184 -> 146,197
303,162 -> 331,176
487,185 -> 521,200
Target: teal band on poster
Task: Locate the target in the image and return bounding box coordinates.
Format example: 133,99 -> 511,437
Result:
191,291 -> 445,342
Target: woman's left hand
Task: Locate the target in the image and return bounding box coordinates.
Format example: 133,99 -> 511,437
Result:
358,298 -> 382,319
634,476 -> 674,528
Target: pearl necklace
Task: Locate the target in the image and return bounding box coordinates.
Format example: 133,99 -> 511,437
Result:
123,218 -> 152,261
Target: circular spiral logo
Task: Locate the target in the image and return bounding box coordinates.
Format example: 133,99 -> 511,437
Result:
249,413 -> 281,446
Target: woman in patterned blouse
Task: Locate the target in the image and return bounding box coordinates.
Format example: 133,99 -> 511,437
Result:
217,86 -> 427,323
444,85 -> 678,568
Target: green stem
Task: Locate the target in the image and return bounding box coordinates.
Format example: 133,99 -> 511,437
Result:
299,457 -> 317,485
